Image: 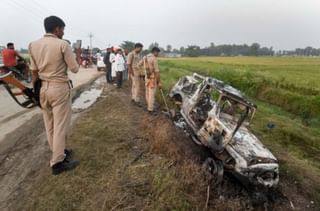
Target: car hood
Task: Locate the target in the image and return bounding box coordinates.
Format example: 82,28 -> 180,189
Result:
229,127 -> 277,165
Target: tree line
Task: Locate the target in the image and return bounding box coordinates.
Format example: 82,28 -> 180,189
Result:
120,41 -> 320,57
16,41 -> 320,57
276,47 -> 320,56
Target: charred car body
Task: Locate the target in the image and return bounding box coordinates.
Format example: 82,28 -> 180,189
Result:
169,73 -> 279,189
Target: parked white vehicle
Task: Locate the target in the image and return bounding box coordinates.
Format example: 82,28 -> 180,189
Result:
96,50 -> 106,71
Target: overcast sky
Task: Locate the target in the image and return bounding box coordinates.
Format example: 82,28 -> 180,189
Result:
1,0 -> 319,50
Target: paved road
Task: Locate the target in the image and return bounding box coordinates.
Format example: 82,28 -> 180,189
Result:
0,67 -> 104,143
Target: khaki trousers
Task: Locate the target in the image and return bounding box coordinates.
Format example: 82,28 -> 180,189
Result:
145,83 -> 157,111
131,70 -> 141,102
40,81 -> 72,166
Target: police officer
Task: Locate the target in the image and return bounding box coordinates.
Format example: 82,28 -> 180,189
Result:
127,43 -> 143,106
144,47 -> 161,114
29,16 -> 80,175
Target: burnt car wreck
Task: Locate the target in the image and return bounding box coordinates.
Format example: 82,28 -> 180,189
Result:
169,73 -> 279,190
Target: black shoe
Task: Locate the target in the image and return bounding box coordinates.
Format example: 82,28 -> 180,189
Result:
64,149 -> 73,159
131,100 -> 142,107
148,110 -> 158,116
135,102 -> 143,107
52,158 -> 80,175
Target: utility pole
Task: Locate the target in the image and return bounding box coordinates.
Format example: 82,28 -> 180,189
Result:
88,33 -> 94,49
88,33 -> 94,63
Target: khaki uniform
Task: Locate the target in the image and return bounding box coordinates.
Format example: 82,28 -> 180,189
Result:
127,51 -> 142,102
144,53 -> 160,111
29,33 -> 79,166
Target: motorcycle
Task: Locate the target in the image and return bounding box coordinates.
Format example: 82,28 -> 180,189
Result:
0,66 -> 39,108
4,58 -> 32,83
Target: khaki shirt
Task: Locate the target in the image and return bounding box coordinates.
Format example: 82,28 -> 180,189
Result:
127,51 -> 142,72
145,53 -> 160,73
29,33 -> 79,82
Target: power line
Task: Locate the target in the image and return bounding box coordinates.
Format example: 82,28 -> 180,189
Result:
29,1 -> 106,47
26,0 -> 91,39
22,1 -> 48,18
11,0 -> 44,20
28,0 -> 53,16
29,0 -> 55,14
4,0 -> 104,48
4,0 -> 42,24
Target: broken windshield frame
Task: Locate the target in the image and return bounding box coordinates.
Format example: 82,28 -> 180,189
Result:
215,93 -> 256,126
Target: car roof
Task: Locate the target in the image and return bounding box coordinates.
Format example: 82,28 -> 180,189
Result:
193,74 -> 257,108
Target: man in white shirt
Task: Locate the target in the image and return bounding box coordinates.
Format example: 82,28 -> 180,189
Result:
115,49 -> 125,88
109,47 -> 117,82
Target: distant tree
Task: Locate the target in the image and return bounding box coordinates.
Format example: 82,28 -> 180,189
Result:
172,48 -> 180,53
250,43 -> 260,56
142,49 -> 149,56
140,41 -> 314,57
180,47 -> 185,54
120,41 -> 136,52
269,47 -> 274,56
276,46 -> 320,56
166,44 -> 172,52
149,42 -> 159,50
305,46 -> 313,56
184,45 -> 201,57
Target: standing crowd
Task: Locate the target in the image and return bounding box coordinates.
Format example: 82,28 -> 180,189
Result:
103,43 -> 161,115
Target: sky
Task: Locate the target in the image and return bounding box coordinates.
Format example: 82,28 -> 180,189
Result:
0,0 -> 319,50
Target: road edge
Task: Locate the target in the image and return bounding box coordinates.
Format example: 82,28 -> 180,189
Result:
0,72 -> 105,155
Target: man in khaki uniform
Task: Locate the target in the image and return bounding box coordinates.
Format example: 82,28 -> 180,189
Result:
144,47 -> 161,114
29,16 -> 80,175
127,43 -> 143,106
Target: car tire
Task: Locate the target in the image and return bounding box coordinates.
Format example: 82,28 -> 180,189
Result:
202,157 -> 224,185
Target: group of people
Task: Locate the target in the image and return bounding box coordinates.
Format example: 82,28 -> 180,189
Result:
2,15 -> 163,176
103,43 -> 161,114
103,47 -> 129,88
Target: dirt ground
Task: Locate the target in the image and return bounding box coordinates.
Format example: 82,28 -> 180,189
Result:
0,81 -> 318,210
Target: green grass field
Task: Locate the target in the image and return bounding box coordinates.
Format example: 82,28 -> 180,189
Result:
158,56 -> 320,201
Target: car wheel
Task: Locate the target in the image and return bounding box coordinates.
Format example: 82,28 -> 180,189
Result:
202,157 -> 224,185
250,191 -> 268,205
